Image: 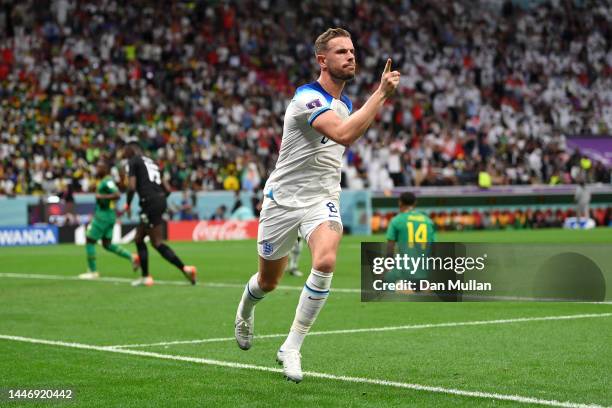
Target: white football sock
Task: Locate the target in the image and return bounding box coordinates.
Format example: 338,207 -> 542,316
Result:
237,273 -> 265,319
281,268 -> 333,351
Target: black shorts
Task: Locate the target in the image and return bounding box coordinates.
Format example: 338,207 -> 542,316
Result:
139,195 -> 167,228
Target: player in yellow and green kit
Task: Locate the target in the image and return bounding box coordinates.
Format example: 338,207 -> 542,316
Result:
79,160 -> 140,280
385,192 -> 436,288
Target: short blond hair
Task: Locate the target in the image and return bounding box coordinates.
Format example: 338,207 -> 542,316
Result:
314,28 -> 351,55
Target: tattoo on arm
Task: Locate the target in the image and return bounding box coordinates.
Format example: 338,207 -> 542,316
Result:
327,221 -> 343,234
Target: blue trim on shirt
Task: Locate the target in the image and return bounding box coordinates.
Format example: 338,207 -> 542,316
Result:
308,107 -> 332,126
295,82 -> 333,105
340,93 -> 353,113
296,82 -> 352,113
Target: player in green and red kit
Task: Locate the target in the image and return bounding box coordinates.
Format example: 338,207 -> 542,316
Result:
385,192 -> 436,287
79,160 -> 140,280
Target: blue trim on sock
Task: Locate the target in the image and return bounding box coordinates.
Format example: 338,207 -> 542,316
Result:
304,284 -> 330,295
247,283 -> 264,300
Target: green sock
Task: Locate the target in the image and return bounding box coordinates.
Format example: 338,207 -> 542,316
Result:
106,244 -> 132,260
86,243 -> 97,272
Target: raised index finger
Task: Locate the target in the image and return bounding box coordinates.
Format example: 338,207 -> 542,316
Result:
383,58 -> 392,74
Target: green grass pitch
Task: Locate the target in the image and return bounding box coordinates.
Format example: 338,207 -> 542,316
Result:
0,228 -> 611,407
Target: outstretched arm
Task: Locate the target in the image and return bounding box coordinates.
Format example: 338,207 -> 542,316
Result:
312,58 -> 401,146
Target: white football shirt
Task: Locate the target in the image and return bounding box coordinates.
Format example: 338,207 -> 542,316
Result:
264,81 -> 353,207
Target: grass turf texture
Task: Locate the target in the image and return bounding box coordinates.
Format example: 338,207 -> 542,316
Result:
0,227 -> 610,407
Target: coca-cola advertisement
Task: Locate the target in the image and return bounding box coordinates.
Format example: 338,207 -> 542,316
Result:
168,220 -> 259,242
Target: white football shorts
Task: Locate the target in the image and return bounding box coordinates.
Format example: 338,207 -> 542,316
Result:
257,197 -> 342,260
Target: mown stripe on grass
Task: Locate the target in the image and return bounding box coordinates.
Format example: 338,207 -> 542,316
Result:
0,334 -> 605,408
0,272 -> 361,293
106,312 -> 612,348
5,273 -> 612,302
0,272 -> 360,293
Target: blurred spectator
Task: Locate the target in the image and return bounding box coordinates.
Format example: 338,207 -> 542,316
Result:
171,190 -> 198,221
229,191 -> 255,220
575,180 -> 592,221
210,204 -> 227,221
58,177 -> 77,225
478,164 -> 493,189
230,202 -> 256,221
373,206 -> 611,232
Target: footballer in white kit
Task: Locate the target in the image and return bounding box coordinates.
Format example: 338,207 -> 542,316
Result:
258,81 -> 352,260
234,27 -> 400,383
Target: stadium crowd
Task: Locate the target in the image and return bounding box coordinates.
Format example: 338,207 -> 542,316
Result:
0,0 -> 611,196
372,206 -> 612,233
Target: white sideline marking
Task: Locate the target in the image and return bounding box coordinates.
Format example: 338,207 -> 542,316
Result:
5,272 -> 612,301
0,334 -> 605,408
107,312 -> 612,349
0,272 -> 360,293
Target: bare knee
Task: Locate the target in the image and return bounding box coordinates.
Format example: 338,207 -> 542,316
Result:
257,273 -> 281,292
308,221 -> 342,273
313,252 -> 336,273
257,256 -> 287,292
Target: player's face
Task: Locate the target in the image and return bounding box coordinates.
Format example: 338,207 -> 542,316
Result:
122,145 -> 134,159
96,162 -> 108,177
323,37 -> 356,81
